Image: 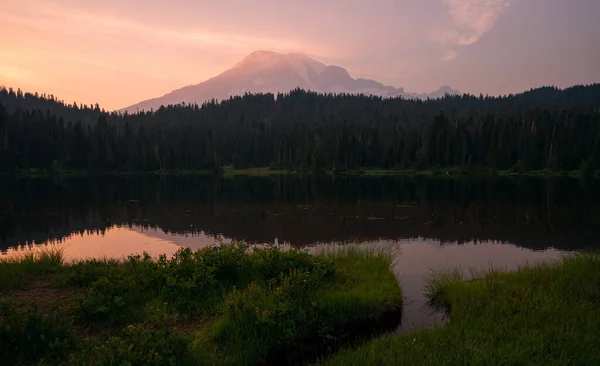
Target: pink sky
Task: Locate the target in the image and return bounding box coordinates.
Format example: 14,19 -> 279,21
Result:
1,0 -> 599,110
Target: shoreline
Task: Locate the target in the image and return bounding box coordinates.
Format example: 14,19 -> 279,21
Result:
0,245 -> 402,365
2,243 -> 598,364
2,166 -> 598,179
319,253 -> 600,365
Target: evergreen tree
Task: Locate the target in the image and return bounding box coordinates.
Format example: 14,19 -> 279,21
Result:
0,84 -> 599,173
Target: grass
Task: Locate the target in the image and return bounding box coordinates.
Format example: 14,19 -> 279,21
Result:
4,166 -> 599,178
0,244 -> 401,365
217,166 -> 599,178
317,253 -> 600,365
343,166 -> 598,178
220,166 -> 298,176
0,300 -> 74,365
5,247 -> 600,365
0,249 -> 64,292
191,247 -> 402,365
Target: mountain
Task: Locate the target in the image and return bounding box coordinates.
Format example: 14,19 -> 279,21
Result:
120,50 -> 459,113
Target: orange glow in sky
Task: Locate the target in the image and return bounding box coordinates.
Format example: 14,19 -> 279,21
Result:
1,0 -> 330,109
2,0 -> 599,110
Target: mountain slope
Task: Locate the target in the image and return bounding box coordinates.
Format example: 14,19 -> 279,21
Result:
121,50 -> 458,113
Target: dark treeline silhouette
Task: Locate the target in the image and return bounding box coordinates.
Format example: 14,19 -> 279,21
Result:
1,175 -> 599,252
1,84 -> 600,173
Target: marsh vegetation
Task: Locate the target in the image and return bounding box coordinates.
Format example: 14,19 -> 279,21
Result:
0,244 -> 401,365
319,254 -> 600,365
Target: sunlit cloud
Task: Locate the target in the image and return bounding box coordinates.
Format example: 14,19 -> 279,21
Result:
434,0 -> 510,46
429,0 -> 510,63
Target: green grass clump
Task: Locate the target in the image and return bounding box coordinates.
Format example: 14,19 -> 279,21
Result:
318,253 -> 600,365
0,249 -> 64,292
192,248 -> 401,365
0,244 -> 402,365
66,245 -> 251,325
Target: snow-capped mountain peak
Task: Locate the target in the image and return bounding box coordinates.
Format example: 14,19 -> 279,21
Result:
120,50 -> 458,112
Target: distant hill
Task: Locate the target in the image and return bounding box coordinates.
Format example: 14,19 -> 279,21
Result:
120,50 -> 459,113
0,86 -> 105,124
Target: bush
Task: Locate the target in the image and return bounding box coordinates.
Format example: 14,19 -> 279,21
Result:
0,301 -> 73,365
192,248 -> 401,365
1,244 -> 402,364
85,326 -> 192,366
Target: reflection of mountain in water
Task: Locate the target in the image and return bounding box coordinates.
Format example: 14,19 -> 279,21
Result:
1,175 -> 599,252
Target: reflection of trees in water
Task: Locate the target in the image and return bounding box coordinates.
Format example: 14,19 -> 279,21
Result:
1,175 -> 599,251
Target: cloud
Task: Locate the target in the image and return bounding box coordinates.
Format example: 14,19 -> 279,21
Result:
0,1 -> 321,54
440,50 -> 458,62
433,0 -> 511,46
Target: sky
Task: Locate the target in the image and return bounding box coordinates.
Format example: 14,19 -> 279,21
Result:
1,0 -> 599,110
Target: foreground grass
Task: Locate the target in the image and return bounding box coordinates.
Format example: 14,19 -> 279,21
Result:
318,253 -> 600,365
0,244 -> 401,365
0,250 -> 63,292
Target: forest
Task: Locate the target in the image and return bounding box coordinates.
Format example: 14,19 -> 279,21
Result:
1,84 -> 600,174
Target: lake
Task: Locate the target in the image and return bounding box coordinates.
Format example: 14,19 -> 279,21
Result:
1,174 -> 599,331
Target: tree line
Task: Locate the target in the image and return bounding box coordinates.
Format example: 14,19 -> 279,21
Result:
1,84 -> 600,173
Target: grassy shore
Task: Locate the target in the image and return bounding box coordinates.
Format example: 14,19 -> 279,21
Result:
317,253 -> 600,365
0,244 -> 401,365
220,166 -> 294,176
4,166 -> 599,178
346,166 -> 597,178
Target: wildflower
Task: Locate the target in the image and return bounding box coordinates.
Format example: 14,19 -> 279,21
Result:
127,325 -> 135,329
154,352 -> 159,357
163,302 -> 168,305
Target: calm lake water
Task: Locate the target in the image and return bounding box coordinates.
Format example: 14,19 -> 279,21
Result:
1,175 -> 599,330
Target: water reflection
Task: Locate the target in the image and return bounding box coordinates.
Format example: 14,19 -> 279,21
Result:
390,239 -> 565,332
1,175 -> 599,252
4,228 -> 568,332
0,175 -> 597,330
5,227 -> 179,259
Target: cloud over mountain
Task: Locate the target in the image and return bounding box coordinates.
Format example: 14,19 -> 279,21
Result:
433,0 -> 511,61
437,0 -> 511,45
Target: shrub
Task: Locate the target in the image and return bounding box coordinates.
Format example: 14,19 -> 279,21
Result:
85,326 -> 192,366
0,301 -> 73,365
